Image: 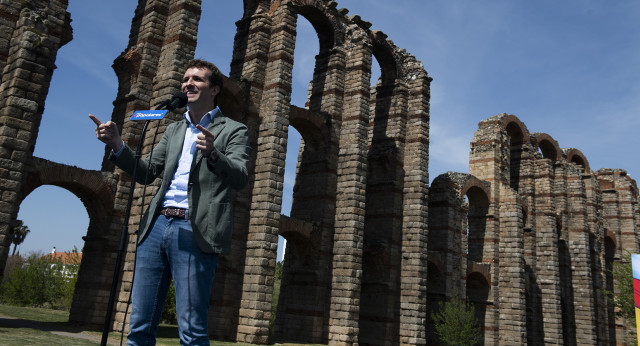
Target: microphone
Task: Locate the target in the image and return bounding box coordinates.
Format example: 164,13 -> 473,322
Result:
166,92 -> 188,111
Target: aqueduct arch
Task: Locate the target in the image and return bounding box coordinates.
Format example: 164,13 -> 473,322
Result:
17,158 -> 122,325
0,1 -> 639,345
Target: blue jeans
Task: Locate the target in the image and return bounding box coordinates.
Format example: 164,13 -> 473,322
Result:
127,215 -> 219,346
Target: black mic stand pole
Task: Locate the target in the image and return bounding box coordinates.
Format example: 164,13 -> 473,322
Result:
101,101 -> 174,346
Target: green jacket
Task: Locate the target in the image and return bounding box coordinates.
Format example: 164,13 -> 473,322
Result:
112,112 -> 250,253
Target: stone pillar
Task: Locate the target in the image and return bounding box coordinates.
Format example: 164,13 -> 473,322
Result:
497,188 -> 526,345
237,1 -> 296,343
611,170 -> 640,255
274,30 -> 347,345
327,21 -> 371,345
0,0 -> 71,278
209,3 -> 272,340
597,169 -> 639,345
583,174 -> 609,345
426,173 -> 468,343
565,168 -> 598,345
361,41 -> 409,343
469,116 -> 510,195
397,61 -> 430,345
533,160 -> 564,344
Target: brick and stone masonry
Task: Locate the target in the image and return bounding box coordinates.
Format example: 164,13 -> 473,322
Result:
0,1 -> 637,345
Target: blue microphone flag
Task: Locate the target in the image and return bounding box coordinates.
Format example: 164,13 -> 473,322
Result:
131,110 -> 168,121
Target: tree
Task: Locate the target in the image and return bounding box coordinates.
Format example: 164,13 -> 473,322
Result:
603,252 -> 635,326
0,248 -> 81,310
431,298 -> 482,346
10,220 -> 30,256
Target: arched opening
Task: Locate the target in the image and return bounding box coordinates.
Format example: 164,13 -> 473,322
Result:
35,1 -> 138,172
465,186 -> 489,263
370,58 -> 381,87
13,161 -> 118,327
538,139 -> 558,161
25,5 -> 136,310
466,272 -> 490,343
565,149 -> 590,174
16,186 -> 88,257
571,155 -> 586,173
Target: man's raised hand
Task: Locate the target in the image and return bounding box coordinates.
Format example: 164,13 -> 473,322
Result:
195,124 -> 215,158
89,114 -> 123,152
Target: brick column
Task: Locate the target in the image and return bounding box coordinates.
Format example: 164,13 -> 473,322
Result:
398,63 -> 430,345
583,174 -> 609,344
497,188 -> 526,345
209,4 -> 272,340
274,36 -> 347,344
327,22 -> 371,345
237,1 -> 296,343
533,160 -> 563,344
566,169 -> 598,345
361,49 -> 409,343
0,0 -> 71,278
469,115 -> 510,195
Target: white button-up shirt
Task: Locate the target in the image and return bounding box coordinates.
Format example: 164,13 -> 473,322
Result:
162,107 -> 217,209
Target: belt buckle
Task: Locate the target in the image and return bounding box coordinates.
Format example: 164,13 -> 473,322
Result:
163,207 -> 187,219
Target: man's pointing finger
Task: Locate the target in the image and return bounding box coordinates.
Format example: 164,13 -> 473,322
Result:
88,114 -> 103,127
195,124 -> 214,137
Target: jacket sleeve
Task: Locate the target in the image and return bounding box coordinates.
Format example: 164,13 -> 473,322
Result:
110,125 -> 170,184
210,123 -> 250,191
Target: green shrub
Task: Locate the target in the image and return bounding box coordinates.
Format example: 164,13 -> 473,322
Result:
0,250 -> 79,310
431,298 -> 482,346
161,280 -> 177,324
602,252 -> 635,326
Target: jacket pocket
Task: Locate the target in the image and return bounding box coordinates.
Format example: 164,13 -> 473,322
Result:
206,202 -> 231,246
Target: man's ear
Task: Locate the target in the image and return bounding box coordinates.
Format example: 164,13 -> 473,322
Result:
211,85 -> 221,98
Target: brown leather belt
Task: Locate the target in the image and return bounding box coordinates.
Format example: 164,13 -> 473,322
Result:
160,207 -> 188,219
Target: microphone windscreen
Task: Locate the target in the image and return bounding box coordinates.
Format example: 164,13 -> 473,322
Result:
170,92 -> 188,109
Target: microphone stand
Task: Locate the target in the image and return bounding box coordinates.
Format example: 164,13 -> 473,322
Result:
101,100 -> 177,346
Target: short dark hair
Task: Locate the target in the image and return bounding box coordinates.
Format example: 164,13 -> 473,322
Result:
186,59 -> 223,105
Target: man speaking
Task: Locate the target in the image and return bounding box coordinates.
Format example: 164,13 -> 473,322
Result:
90,59 -> 250,345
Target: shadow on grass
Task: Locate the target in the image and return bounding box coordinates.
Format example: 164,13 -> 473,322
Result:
0,316 -> 181,345
0,317 -> 86,333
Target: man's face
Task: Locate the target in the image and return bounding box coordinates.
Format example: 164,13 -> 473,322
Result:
181,67 -> 220,108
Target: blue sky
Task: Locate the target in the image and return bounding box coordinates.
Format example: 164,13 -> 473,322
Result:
16,1 -> 640,258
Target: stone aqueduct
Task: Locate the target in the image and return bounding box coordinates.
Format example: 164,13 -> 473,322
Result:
0,0 -> 638,345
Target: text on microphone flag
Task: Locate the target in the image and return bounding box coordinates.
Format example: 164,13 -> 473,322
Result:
131,110 -> 168,120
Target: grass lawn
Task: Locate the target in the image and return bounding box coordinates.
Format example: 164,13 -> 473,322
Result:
0,304 -> 253,345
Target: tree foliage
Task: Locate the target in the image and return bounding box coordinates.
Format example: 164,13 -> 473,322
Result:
431,298 -> 482,346
603,252 -> 636,326
10,220 -> 30,256
162,280 -> 177,324
0,248 -> 80,310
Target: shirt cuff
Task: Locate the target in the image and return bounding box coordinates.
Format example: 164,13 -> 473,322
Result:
112,141 -> 125,157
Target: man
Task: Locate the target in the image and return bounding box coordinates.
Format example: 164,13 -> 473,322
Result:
90,59 -> 250,345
